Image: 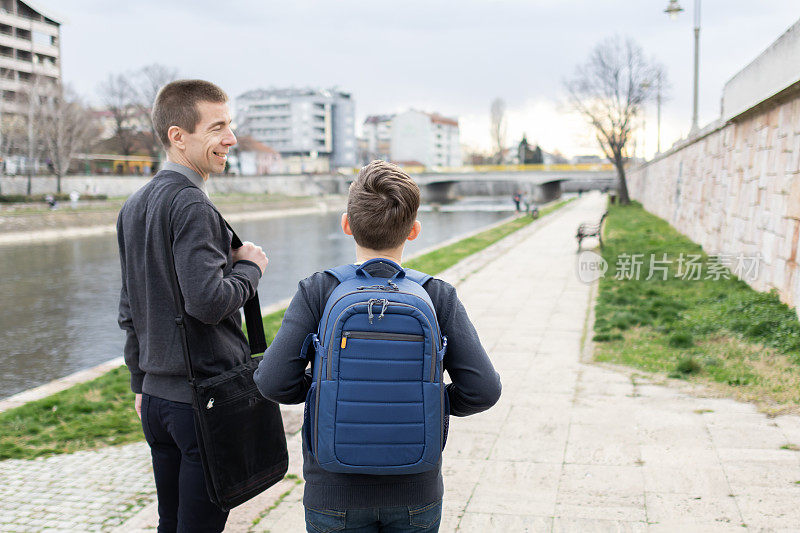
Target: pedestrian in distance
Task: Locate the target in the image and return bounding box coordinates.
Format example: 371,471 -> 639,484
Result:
116,79 -> 268,533
254,160 -> 502,533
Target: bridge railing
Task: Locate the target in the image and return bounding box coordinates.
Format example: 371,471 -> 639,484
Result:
341,163 -> 615,174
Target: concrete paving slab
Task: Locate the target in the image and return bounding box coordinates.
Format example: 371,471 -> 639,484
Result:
10,192 -> 800,530
645,492 -> 743,526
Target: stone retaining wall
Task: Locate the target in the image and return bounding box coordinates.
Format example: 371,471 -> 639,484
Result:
627,92 -> 800,313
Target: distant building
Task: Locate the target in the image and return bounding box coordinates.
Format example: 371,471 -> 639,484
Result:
362,114 -> 392,163
518,135 -> 543,165
235,87 -> 356,171
572,154 -> 608,165
362,110 -> 460,168
233,136 -> 281,175
0,0 -> 62,117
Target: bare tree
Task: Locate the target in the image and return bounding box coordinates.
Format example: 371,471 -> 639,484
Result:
490,98 -> 506,164
23,75 -> 52,195
565,37 -> 664,205
40,84 -> 99,193
132,64 -> 178,168
97,73 -> 138,156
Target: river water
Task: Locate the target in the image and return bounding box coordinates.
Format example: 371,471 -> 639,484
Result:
0,199 -> 514,399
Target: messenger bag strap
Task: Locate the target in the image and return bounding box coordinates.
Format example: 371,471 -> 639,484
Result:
160,184 -> 197,384
224,221 -> 267,354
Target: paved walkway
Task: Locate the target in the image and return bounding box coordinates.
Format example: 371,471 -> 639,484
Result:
4,192 -> 800,531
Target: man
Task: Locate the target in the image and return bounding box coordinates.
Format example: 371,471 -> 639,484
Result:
117,80 -> 268,532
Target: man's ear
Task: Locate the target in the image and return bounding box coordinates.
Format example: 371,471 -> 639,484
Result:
167,126 -> 184,151
341,213 -> 353,235
407,220 -> 422,241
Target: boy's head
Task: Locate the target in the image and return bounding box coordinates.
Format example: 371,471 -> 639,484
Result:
345,160 -> 421,251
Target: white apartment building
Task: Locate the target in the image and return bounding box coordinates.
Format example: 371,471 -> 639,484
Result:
362,114 -> 392,162
363,110 -> 460,168
0,0 -> 61,116
235,87 -> 356,170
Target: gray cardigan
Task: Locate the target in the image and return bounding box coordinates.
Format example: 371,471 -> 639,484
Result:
117,170 -> 262,403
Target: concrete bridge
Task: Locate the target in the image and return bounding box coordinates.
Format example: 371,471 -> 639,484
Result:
412,167 -> 617,203
0,166 -> 617,201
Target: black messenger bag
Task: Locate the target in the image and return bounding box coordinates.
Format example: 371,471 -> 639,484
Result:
162,183 -> 288,511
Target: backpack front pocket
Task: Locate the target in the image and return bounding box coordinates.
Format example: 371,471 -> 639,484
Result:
334,329 -> 427,467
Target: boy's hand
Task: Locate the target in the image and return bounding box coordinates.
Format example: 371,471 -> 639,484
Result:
134,393 -> 142,420
232,241 -> 268,275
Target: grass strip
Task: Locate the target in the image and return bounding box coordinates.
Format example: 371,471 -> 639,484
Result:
594,201 -> 800,414
0,197 -> 573,460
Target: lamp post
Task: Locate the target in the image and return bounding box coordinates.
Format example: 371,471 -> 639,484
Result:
642,74 -> 664,154
665,0 -> 700,134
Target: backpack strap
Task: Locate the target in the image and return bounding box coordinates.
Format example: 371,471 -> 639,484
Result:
404,268 -> 432,286
325,264 -> 359,282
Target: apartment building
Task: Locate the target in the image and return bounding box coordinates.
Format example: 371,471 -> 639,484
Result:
363,110 -> 460,168
235,87 -> 356,171
362,114 -> 392,162
0,0 -> 61,116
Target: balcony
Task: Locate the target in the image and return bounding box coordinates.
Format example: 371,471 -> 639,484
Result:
0,12 -> 58,36
0,76 -> 21,91
0,53 -> 31,73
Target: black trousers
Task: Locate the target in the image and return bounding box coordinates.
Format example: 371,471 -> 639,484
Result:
141,394 -> 228,533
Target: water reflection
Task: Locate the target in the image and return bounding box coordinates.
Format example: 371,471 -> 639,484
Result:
0,200 -> 512,398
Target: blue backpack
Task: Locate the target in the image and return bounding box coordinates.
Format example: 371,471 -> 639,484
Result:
300,258 -> 448,474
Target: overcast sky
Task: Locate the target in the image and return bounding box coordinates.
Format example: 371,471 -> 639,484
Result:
39,0 -> 800,158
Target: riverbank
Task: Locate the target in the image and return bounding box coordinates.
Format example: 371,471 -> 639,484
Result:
0,194 -> 346,246
0,197 -> 572,460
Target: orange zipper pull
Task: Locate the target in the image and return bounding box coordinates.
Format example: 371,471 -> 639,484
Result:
341,336 -> 347,349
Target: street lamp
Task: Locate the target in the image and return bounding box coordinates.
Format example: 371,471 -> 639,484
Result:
664,0 -> 683,20
641,74 -> 663,154
665,0 -> 701,134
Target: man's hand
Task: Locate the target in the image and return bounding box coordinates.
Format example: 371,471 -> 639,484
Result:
134,393 -> 142,420
232,241 -> 268,275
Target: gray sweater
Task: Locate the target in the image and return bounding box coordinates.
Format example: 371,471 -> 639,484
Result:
254,261 -> 501,509
117,170 -> 262,403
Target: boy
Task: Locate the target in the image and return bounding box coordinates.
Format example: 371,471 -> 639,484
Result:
254,160 -> 501,532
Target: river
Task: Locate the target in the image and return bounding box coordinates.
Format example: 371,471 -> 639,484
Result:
0,199 -> 514,399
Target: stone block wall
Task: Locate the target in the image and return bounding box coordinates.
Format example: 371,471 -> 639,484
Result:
627,96 -> 800,312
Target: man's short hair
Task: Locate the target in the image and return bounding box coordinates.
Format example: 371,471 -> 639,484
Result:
347,160 -> 420,250
152,80 -> 228,149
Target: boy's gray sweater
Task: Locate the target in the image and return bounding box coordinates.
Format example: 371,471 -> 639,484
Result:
254,261 -> 502,509
117,170 -> 262,403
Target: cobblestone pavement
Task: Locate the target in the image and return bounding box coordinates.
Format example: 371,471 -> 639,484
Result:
0,442 -> 154,532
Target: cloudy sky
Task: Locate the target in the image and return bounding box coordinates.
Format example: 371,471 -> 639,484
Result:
38,0 -> 799,158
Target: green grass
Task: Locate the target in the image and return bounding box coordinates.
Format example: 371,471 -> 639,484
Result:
0,367 -> 144,460
593,201 -> 800,413
0,197 -> 574,460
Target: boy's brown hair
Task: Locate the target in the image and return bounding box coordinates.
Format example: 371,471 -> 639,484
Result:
151,80 -> 228,149
347,160 -> 421,250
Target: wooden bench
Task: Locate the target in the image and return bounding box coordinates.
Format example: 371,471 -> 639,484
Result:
576,211 -> 608,250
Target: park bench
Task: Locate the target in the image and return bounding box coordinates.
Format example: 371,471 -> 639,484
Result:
576,211 -> 608,250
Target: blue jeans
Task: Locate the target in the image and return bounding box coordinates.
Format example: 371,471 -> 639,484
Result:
305,501 -> 442,532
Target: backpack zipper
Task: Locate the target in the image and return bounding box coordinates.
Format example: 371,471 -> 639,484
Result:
322,290 -> 441,343
326,302 -> 437,381
342,331 -> 425,343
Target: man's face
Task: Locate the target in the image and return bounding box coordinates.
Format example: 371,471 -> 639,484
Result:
181,100 -> 236,178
